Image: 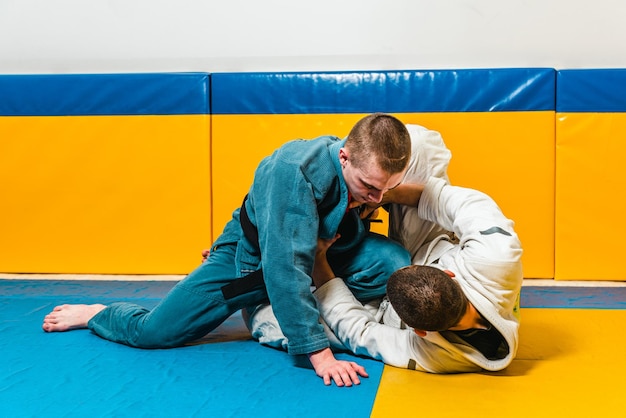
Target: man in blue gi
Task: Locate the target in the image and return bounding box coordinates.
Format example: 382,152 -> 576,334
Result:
42,113 -> 413,387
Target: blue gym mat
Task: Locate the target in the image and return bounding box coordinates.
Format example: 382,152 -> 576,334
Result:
0,279 -> 384,418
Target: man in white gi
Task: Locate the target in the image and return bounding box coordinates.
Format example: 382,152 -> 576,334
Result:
246,124 -> 524,373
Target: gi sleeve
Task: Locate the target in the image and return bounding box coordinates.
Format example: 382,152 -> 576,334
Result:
389,125 -> 452,261
418,177 -> 524,314
250,158 -> 329,355
315,278 -> 480,373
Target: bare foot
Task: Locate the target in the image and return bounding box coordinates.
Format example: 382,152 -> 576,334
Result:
42,304 -> 107,332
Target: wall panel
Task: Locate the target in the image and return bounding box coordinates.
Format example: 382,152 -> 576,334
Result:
555,69 -> 626,280
0,74 -> 211,274
211,69 -> 555,278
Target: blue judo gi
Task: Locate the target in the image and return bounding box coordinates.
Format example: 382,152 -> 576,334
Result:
88,136 -> 411,355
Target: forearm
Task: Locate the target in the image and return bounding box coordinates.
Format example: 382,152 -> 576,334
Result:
315,279 -> 425,370
382,183 -> 424,207
311,252 -> 335,288
311,234 -> 340,288
307,347 -> 335,369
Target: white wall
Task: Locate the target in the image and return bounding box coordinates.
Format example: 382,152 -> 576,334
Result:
1,0 -> 625,74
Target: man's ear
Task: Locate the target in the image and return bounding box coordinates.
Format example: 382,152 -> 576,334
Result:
339,147 -> 349,166
414,329 -> 427,337
443,269 -> 455,278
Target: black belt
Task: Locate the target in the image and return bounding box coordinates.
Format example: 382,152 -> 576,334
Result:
221,268 -> 264,300
220,195 -> 266,300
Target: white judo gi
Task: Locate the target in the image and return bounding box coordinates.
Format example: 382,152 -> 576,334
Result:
246,124 -> 524,373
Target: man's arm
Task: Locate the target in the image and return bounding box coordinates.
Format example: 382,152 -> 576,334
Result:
313,278 -> 478,372
311,234 -> 340,288
250,152 -> 371,386
308,234 -> 371,386
417,176 -> 524,311
245,238 -> 478,374
387,124 -> 452,261
312,237 -> 422,369
357,183 -> 425,220
311,236 -> 473,372
382,183 -> 424,207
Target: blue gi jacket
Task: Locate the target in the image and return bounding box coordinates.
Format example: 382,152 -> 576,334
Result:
214,136 -> 368,355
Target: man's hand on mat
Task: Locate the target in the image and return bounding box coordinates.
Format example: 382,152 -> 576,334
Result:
308,347 -> 368,387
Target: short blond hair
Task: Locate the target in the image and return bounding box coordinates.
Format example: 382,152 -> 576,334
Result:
345,113 -> 411,174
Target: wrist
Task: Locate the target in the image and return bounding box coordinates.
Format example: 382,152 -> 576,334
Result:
308,347 -> 333,366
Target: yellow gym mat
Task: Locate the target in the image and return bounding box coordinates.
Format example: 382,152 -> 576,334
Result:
372,308 -> 626,417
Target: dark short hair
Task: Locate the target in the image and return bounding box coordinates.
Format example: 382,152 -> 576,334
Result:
345,113 -> 411,174
387,265 -> 468,331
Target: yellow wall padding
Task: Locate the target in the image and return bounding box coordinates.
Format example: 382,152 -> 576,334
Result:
406,112 -> 555,279
212,111 -> 554,279
555,113 -> 626,280
0,115 -> 211,274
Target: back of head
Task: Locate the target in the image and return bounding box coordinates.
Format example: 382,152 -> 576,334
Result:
387,265 -> 467,331
345,113 -> 411,174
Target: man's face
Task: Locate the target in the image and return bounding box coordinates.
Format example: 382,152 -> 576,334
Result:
339,148 -> 404,205
447,302 -> 490,332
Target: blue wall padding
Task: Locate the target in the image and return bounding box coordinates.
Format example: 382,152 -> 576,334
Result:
557,69 -> 626,112
211,68 -> 555,114
0,73 -> 210,116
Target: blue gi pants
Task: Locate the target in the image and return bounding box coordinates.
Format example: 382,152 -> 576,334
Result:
87,233 -> 410,348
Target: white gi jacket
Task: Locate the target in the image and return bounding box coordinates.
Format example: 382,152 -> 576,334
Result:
246,124 -> 524,373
